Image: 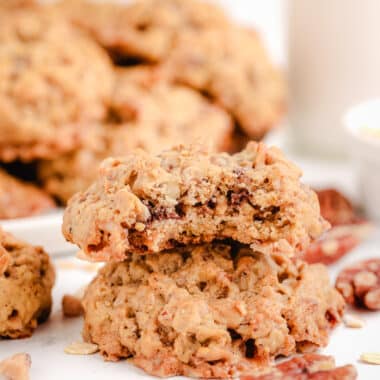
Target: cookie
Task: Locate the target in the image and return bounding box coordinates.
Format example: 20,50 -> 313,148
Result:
0,229 -> 55,338
62,142 -> 328,262
82,243 -> 344,378
0,0 -> 36,8
336,258 -> 380,310
165,26 -> 286,139
59,0 -> 285,139
0,169 -> 55,220
241,354 -> 357,380
0,6 -> 113,162
38,67 -> 233,203
58,0 -> 229,62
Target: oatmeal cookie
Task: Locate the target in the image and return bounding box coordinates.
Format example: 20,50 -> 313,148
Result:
0,7 -> 113,161
59,0 -> 284,139
336,258 -> 380,310
0,229 -> 55,339
0,169 -> 55,220
165,27 -> 286,139
82,244 -> 344,378
39,68 -> 232,203
58,0 -> 229,62
63,143 -> 327,261
0,0 -> 36,8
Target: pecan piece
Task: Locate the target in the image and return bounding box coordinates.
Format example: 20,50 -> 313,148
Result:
303,223 -> 373,265
241,354 -> 357,380
0,353 -> 31,380
336,258 -> 380,310
62,294 -> 84,318
316,188 -> 357,226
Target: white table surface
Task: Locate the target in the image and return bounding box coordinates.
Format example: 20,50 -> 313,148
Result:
1,154 -> 379,380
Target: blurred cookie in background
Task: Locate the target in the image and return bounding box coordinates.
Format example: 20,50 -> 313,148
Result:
38,67 -> 233,203
0,0 -> 36,8
59,0 -> 285,141
164,27 -> 286,140
0,168 -> 55,220
58,0 -> 229,63
0,6 -> 114,162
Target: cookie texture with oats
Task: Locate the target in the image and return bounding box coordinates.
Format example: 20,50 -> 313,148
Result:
0,168 -> 55,219
38,67 -> 232,203
82,244 -> 344,378
63,143 -> 328,261
0,6 -> 113,161
0,229 -> 55,339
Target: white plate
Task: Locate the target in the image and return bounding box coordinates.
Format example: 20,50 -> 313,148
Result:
0,210 -> 76,255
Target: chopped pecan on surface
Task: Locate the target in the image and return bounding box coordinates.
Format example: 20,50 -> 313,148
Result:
303,222 -> 373,265
62,294 -> 84,318
240,354 -> 357,380
303,188 -> 372,265
316,188 -> 358,226
0,353 -> 31,380
336,258 -> 380,310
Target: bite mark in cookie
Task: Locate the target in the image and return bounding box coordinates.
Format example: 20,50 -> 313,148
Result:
82,244 -> 344,378
63,143 -> 328,261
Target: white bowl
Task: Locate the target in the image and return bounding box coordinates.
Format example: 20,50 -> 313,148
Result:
344,98 -> 380,221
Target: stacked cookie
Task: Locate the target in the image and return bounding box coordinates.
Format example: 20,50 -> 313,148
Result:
0,0 -> 285,216
63,143 -> 345,378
